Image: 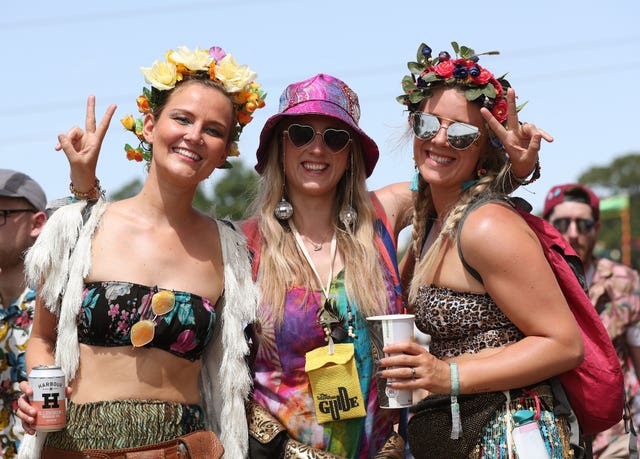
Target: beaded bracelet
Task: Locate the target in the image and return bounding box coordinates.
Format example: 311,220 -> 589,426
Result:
69,178 -> 104,201
512,159 -> 541,186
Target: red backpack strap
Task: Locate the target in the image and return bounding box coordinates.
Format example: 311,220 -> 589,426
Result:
241,218 -> 262,281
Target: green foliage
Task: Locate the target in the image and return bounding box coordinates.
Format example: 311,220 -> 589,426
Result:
210,159 -> 259,220
108,159 -> 258,221
193,186 -> 214,215
109,178 -> 143,201
579,153 -> 640,269
578,154 -> 640,195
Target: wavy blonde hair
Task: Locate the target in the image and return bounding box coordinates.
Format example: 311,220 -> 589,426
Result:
251,126 -> 388,324
407,119 -> 518,303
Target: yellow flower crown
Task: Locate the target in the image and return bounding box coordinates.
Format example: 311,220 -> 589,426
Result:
121,45 -> 266,167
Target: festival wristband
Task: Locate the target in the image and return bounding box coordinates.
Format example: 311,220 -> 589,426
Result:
449,362 -> 460,396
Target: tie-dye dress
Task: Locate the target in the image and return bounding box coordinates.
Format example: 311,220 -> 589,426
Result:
247,195 -> 404,458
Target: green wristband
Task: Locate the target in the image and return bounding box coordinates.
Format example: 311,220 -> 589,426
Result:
449,362 -> 460,396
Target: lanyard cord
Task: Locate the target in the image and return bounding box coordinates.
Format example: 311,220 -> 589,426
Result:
289,220 -> 340,353
289,220 -> 337,300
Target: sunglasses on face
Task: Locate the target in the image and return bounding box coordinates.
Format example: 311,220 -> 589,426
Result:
551,217 -> 596,235
130,290 -> 176,347
410,112 -> 481,150
284,124 -> 352,153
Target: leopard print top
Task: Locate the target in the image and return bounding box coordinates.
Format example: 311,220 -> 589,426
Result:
413,285 -> 524,359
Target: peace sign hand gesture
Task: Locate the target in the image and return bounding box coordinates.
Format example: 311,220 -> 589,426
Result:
55,95 -> 117,193
481,88 -> 553,182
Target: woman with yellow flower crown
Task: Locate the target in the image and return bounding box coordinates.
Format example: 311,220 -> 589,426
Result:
14,45 -> 266,458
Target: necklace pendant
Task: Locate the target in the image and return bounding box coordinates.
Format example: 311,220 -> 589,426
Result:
330,325 -> 348,342
311,241 -> 323,251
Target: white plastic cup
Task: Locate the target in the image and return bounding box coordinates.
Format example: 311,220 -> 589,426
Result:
366,314 -> 415,408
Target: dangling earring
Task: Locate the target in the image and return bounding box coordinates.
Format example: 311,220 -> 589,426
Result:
410,165 -> 420,191
476,158 -> 488,178
274,150 -> 293,221
462,158 -> 488,190
339,152 -> 358,229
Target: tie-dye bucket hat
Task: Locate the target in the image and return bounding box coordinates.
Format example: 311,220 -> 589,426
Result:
255,73 -> 379,177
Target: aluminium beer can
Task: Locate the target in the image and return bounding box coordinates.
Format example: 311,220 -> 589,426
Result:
28,365 -> 66,432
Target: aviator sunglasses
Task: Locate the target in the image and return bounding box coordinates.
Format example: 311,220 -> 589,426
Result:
284,124 -> 352,153
130,289 -> 176,347
551,217 -> 596,235
410,112 -> 481,150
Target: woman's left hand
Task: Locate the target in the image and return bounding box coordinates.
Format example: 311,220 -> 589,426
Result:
377,341 -> 450,394
481,87 -> 553,180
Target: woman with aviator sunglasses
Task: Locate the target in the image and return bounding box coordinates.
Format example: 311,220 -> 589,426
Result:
45,67 -> 541,458
376,42 -> 582,457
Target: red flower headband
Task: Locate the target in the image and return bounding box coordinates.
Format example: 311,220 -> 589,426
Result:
397,42 -> 514,125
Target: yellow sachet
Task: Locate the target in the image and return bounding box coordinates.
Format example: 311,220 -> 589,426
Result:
305,343 -> 366,423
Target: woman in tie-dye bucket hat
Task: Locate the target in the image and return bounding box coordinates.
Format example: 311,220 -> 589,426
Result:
244,73 -> 408,458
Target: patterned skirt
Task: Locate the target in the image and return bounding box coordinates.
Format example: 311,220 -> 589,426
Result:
45,399 -> 205,451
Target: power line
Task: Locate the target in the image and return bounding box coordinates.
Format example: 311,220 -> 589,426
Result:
0,0 -> 289,31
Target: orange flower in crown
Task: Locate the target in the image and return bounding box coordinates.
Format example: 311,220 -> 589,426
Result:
120,45 -> 266,165
397,42 -> 519,126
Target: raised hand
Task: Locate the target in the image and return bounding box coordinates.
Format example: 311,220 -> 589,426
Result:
55,95 -> 117,192
481,88 -> 553,181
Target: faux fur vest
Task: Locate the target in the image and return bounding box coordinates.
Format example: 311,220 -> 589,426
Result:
18,199 -> 257,458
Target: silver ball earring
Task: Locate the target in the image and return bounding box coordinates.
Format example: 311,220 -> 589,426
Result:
339,152 -> 357,228
274,198 -> 293,220
274,147 -> 293,221
339,206 -> 357,227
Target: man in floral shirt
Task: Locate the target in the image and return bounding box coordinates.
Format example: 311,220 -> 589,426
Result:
0,169 -> 47,458
544,183 -> 640,458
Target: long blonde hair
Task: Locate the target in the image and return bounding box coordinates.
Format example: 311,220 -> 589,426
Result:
252,128 -> 388,324
408,128 -> 517,303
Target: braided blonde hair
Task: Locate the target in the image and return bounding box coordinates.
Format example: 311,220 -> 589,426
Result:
408,136 -> 517,303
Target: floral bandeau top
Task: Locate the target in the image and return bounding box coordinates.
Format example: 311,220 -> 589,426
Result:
77,281 -> 219,361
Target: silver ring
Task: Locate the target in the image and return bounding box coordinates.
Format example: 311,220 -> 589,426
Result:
411,367 -> 416,379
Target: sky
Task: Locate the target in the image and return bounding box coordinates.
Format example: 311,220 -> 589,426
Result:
3,1 -> 640,219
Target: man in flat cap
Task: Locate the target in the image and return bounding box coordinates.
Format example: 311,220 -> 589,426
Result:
0,169 -> 47,457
